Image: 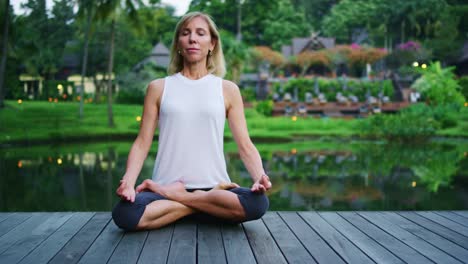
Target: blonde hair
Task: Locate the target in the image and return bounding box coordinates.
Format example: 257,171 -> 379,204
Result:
168,12 -> 226,77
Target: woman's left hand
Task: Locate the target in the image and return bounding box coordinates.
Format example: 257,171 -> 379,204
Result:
251,174 -> 272,193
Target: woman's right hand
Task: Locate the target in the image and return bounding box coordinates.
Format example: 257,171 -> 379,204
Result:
116,180 -> 136,203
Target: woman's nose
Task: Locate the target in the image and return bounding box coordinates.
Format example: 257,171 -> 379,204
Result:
189,33 -> 197,43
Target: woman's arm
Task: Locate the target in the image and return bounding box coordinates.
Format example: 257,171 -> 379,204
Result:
224,80 -> 272,192
117,79 -> 164,201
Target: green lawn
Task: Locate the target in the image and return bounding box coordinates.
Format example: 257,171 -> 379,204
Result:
0,100 -> 466,144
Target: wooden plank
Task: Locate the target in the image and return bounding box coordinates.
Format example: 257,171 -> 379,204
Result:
417,211 -> 468,237
0,213 -> 12,223
299,211 -> 374,264
262,212 -> 316,264
453,211 -> 468,219
222,224 -> 256,264
399,212 -> 468,249
0,212 -> 73,263
137,224 -> 174,264
107,230 -> 148,264
0,213 -> 32,237
381,212 -> 468,263
166,219 -> 197,264
48,213 -> 110,264
320,212 -> 403,264
197,223 -> 227,264
359,212 -> 461,264
18,212 -> 94,264
435,212 -> 468,228
243,218 -> 287,264
77,220 -> 124,264
340,212 -> 430,263
278,212 -> 345,264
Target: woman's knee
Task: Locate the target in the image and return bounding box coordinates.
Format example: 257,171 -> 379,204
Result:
247,193 -> 269,220
233,188 -> 269,221
112,200 -> 146,231
112,192 -> 164,231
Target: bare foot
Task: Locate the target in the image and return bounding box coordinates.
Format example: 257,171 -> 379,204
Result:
136,180 -> 187,200
136,179 -> 160,193
212,182 -> 240,190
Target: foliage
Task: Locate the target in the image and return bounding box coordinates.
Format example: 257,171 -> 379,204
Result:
255,100 -> 274,116
221,30 -> 250,84
262,0 -> 310,50
386,40 -> 432,69
411,61 -> 465,106
240,87 -> 256,103
252,46 -> 285,67
116,63 -> 166,104
14,0 -> 75,78
457,76 -> 468,99
359,104 -> 439,142
296,50 -> 331,75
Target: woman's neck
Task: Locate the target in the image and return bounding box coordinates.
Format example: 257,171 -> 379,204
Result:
181,62 -> 209,80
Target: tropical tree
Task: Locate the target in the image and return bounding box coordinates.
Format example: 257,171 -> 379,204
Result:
13,0 -> 74,100
0,0 -> 10,108
95,0 -> 145,127
260,0 -> 310,50
220,30 -> 249,84
76,0 -> 97,119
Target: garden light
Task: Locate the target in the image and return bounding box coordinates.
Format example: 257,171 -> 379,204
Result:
136,116 -> 142,122
17,99 -> 22,104
18,161 -> 22,168
292,115 -> 297,121
412,61 -> 419,67
421,64 -> 427,69
57,158 -> 63,165
411,181 -> 417,187
57,84 -> 63,90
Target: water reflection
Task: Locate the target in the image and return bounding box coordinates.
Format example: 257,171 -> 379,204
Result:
0,141 -> 466,211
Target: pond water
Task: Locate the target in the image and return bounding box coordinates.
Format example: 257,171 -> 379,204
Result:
0,140 -> 467,212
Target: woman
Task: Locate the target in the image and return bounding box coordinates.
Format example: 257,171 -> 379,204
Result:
112,12 -> 271,231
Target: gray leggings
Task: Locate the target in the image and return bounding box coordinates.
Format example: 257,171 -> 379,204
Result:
112,187 -> 269,231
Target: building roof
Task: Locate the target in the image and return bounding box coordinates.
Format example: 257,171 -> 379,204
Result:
151,42 -> 170,55
282,35 -> 335,58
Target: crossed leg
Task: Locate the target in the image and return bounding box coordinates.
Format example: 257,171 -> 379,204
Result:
135,180 -> 245,230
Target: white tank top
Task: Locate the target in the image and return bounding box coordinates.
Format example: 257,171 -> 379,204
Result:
152,73 -> 231,188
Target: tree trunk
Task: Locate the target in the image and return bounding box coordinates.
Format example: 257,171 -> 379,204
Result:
106,19 -> 115,127
79,10 -> 92,119
236,0 -> 242,41
0,0 -> 10,109
93,75 -> 101,103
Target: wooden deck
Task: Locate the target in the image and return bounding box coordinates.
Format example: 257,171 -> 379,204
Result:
1,211 -> 467,263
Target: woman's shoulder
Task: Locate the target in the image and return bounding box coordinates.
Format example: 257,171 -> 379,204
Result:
222,79 -> 240,92
147,78 -> 165,92
146,78 -> 166,101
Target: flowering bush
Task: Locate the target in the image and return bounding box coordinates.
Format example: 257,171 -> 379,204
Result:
252,46 -> 285,67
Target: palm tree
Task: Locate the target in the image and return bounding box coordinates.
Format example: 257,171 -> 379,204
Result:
0,0 -> 10,109
96,0 -> 144,127
76,0 -> 96,118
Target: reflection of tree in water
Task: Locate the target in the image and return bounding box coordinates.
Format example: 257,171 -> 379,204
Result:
230,142 -> 465,210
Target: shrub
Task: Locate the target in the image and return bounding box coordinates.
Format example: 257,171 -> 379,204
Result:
457,76 -> 468,99
255,100 -> 273,116
360,104 -> 439,142
411,61 -> 465,106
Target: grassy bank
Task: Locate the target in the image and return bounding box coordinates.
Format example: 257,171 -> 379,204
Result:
0,100 -> 466,145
